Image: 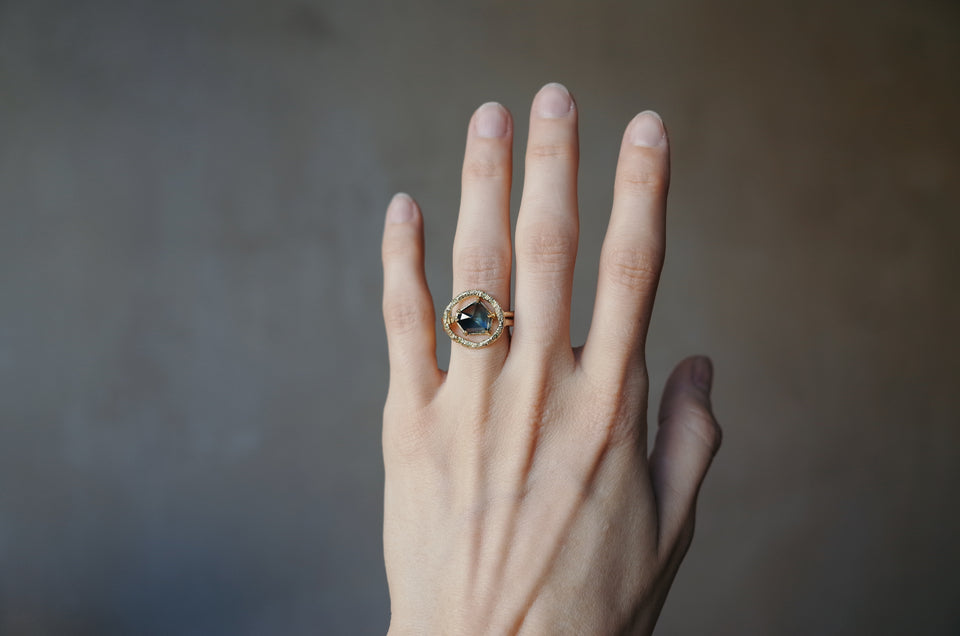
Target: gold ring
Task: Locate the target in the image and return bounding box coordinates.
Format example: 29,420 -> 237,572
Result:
442,289 -> 514,349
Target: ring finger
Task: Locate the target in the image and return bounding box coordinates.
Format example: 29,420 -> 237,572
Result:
448,101 -> 514,379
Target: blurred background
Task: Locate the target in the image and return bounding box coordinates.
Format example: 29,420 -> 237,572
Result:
1,0 -> 958,634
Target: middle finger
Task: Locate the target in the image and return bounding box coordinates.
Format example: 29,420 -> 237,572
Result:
512,83 -> 580,364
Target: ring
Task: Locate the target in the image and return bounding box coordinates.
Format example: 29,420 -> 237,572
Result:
442,289 -> 514,349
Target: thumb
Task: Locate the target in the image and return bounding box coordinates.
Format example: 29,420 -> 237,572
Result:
649,356 -> 722,555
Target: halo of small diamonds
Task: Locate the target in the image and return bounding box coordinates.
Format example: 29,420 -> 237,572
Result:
442,289 -> 507,349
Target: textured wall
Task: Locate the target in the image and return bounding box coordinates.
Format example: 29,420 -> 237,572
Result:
1,1 -> 958,634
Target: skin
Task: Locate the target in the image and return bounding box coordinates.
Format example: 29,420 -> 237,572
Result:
380,83 -> 722,635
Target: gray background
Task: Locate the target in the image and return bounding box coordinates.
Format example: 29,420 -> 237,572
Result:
1,0 -> 958,634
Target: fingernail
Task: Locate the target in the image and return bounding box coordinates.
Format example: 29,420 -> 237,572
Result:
693,356 -> 713,392
629,111 -> 665,147
386,193 -> 415,224
475,102 -> 509,138
534,82 -> 573,118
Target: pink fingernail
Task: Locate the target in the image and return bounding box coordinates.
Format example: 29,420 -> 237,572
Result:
386,193 -> 415,224
476,102 -> 509,138
535,83 -> 574,118
629,111 -> 665,147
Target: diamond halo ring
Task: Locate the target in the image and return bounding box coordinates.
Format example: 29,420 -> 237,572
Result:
442,289 -> 514,349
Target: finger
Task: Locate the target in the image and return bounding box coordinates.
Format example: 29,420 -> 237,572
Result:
649,356 -> 722,556
382,193 -> 442,404
581,111 -> 669,383
511,83 -> 579,362
448,102 -> 514,377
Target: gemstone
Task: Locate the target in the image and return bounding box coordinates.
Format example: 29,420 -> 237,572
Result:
456,300 -> 493,335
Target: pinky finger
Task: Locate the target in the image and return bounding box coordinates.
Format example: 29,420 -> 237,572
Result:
382,193 -> 442,404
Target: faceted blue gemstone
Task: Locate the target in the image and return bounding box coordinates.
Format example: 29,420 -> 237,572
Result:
456,301 -> 493,335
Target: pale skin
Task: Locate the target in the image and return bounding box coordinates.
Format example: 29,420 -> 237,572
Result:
380,83 -> 722,635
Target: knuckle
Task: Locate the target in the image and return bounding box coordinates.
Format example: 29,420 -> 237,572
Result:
383,299 -> 432,336
518,225 -> 577,273
381,233 -> 413,262
527,141 -> 573,161
463,157 -> 508,181
680,405 -> 722,453
455,244 -> 510,288
617,152 -> 668,196
601,245 -> 662,290
618,166 -> 667,196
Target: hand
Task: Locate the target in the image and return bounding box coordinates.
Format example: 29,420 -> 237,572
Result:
380,83 -> 722,635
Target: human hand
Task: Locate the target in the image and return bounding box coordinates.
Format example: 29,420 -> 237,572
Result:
380,83 -> 722,635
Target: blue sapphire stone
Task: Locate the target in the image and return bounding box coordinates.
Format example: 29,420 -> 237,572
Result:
456,301 -> 493,335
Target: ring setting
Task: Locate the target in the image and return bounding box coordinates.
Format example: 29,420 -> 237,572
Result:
442,289 -> 514,349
